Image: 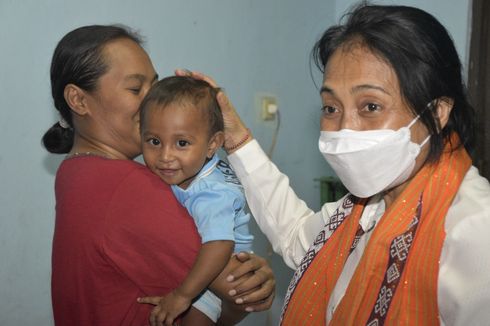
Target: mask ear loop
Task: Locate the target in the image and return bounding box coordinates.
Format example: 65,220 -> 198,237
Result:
408,101 -> 434,147
424,99 -> 442,134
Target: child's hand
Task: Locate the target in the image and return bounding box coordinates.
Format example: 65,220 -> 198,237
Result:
137,291 -> 192,326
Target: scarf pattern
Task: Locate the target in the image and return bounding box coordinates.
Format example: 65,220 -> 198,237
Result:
366,196 -> 422,325
280,195 -> 355,322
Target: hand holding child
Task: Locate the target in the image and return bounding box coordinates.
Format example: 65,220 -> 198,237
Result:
138,290 -> 192,326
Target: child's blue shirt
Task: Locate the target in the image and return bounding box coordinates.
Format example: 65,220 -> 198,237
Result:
171,154 -> 253,253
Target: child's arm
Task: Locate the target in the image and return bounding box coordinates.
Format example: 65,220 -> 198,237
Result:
139,240 -> 234,326
176,240 -> 234,302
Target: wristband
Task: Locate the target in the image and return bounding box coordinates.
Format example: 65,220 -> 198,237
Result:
224,129 -> 251,152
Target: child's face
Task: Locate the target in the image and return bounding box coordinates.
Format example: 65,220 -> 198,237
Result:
141,102 -> 222,189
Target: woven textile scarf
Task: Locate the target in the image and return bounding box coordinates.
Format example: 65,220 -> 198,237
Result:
281,139 -> 471,325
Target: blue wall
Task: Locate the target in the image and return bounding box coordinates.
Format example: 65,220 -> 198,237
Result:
0,1 -> 470,325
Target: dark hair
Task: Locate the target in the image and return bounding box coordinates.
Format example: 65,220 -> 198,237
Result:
42,24 -> 143,154
313,3 -> 475,162
139,76 -> 224,136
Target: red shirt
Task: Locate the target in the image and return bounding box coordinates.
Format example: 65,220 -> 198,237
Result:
51,156 -> 200,325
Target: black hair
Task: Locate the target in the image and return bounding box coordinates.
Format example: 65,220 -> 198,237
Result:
139,76 -> 224,136
42,24 -> 143,154
313,2 -> 475,162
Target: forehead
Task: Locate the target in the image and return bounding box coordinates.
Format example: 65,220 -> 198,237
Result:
323,44 -> 400,94
100,38 -> 154,78
145,101 -> 207,127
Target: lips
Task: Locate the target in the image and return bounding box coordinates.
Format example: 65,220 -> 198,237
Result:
157,168 -> 178,176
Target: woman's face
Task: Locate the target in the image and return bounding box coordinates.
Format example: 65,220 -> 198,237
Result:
320,44 -> 431,200
84,38 -> 157,159
320,44 -> 428,142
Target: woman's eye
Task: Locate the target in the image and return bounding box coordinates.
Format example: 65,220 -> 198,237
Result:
177,140 -> 189,148
128,88 -> 141,94
321,105 -> 338,115
365,103 -> 381,112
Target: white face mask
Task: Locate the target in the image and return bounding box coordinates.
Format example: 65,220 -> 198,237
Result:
318,116 -> 430,198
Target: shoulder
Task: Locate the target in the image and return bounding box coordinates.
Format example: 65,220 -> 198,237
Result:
101,160 -> 201,253
182,178 -> 243,210
439,167 -> 490,324
446,166 -> 490,232
58,157 -> 193,224
57,156 -> 150,184
442,165 -> 490,272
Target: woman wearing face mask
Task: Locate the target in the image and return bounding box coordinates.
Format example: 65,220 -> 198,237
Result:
188,3 -> 490,325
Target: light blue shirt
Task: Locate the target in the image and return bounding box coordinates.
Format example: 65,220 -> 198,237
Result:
172,154 -> 253,253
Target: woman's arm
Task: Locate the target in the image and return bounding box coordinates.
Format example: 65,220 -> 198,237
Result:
228,141 -> 325,268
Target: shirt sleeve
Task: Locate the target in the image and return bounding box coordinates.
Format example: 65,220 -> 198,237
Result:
183,181 -> 238,244
228,139 -> 330,269
102,167 -> 201,295
438,167 -> 490,325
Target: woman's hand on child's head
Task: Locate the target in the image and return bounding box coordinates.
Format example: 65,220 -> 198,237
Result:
226,252 -> 276,312
137,291 -> 192,326
174,69 -> 251,153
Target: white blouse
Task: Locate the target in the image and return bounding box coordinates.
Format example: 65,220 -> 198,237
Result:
228,140 -> 490,325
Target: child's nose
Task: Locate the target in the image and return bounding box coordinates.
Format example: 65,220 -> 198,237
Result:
159,147 -> 174,162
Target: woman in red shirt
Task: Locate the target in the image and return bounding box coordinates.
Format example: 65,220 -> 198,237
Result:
43,25 -> 274,326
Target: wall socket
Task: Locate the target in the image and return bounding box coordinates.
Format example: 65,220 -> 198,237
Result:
260,96 -> 278,120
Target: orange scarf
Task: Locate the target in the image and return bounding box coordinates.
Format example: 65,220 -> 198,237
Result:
281,141 -> 471,325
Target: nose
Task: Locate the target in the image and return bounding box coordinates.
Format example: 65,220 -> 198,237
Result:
321,109 -> 358,131
158,146 -> 175,163
338,109 -> 360,130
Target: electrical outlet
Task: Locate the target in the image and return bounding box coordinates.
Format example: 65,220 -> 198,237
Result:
261,96 -> 278,120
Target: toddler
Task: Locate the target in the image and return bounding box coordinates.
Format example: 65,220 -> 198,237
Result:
139,76 -> 253,325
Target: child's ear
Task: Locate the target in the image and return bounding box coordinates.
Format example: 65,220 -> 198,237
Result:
433,97 -> 454,133
64,84 -> 89,116
207,131 -> 225,158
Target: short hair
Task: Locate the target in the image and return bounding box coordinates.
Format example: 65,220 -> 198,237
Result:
42,24 -> 143,154
313,3 -> 475,162
139,76 -> 224,136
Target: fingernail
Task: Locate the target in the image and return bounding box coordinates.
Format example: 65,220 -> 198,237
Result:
136,297 -> 141,302
245,307 -> 254,312
226,275 -> 234,282
182,69 -> 192,75
228,289 -> 237,296
235,298 -> 244,304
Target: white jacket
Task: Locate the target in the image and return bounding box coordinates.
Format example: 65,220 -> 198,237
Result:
228,140 -> 490,325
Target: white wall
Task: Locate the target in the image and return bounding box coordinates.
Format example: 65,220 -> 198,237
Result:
0,1 -> 470,325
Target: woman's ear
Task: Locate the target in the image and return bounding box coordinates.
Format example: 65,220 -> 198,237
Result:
433,97 -> 454,132
207,131 -> 225,158
64,84 -> 89,116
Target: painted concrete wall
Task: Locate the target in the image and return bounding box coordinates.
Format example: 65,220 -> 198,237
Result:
0,1 -> 469,325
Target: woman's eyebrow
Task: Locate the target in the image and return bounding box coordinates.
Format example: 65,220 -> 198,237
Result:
320,84 -> 391,96
320,86 -> 334,95
352,84 -> 391,95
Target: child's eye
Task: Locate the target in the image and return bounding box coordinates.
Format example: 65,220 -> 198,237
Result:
147,138 -> 160,146
177,140 -> 189,148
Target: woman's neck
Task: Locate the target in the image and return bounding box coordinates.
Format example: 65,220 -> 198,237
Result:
70,135 -> 131,160
382,180 -> 410,209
